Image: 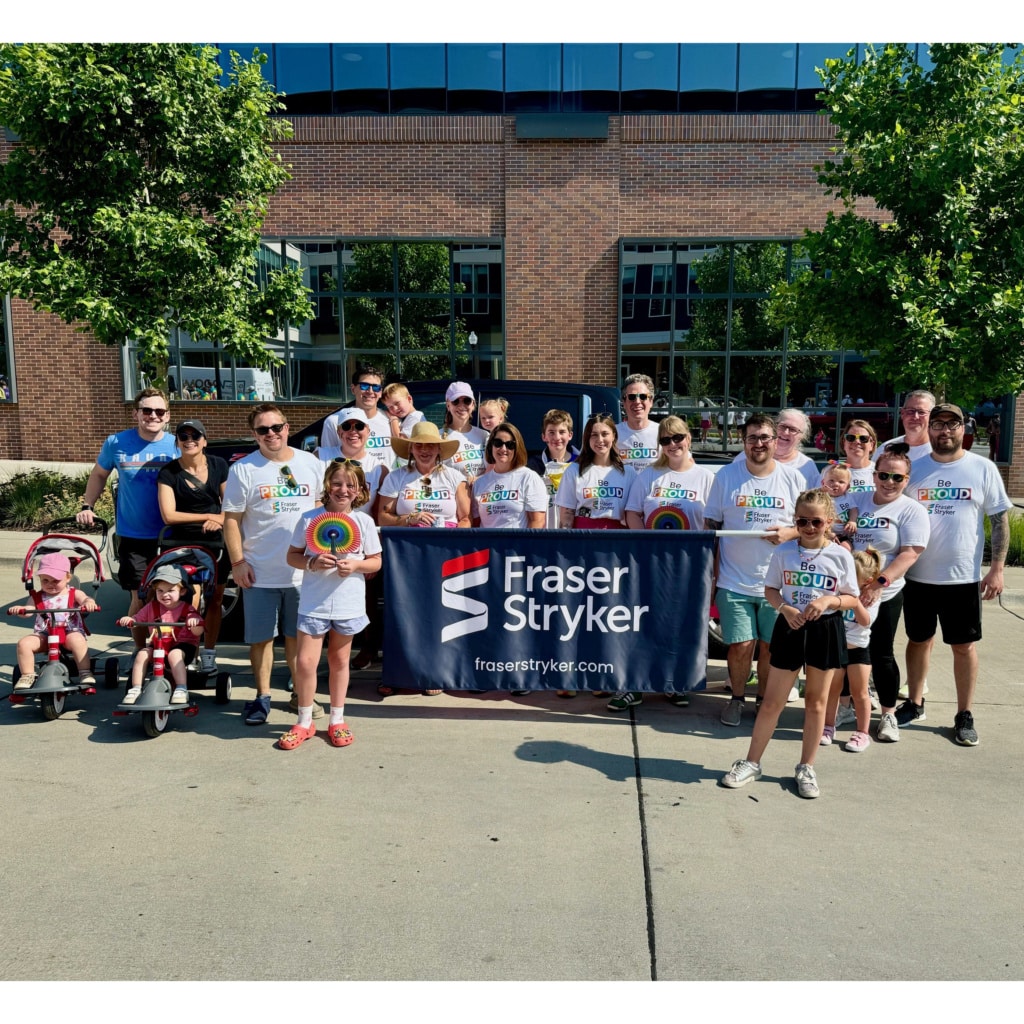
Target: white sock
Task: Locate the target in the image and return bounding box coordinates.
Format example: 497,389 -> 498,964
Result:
297,705 -> 313,728
202,648 -> 216,657
330,705 -> 345,726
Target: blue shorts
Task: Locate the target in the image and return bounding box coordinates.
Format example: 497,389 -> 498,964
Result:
242,586 -> 300,645
716,588 -> 778,645
296,613 -> 370,638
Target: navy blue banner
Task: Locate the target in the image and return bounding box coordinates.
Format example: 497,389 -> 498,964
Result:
382,528 -> 714,693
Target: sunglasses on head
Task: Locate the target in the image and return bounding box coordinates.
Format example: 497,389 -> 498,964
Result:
176,430 -> 202,442
451,396 -> 473,406
331,457 -> 362,467
625,393 -> 651,402
491,438 -> 516,451
357,382 -> 383,393
254,422 -> 286,436
875,471 -> 907,483
340,421 -> 367,432
844,433 -> 871,443
139,406 -> 168,418
659,433 -> 688,445
795,517 -> 826,528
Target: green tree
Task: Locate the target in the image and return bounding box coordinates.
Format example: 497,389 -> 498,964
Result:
772,43 -> 1024,406
0,43 -> 312,381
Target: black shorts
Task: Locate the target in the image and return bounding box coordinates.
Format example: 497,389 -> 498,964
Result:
769,612 -> 848,672
903,578 -> 982,646
117,536 -> 160,591
846,646 -> 871,666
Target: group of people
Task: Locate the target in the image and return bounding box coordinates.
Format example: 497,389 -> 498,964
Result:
11,371 -> 1011,791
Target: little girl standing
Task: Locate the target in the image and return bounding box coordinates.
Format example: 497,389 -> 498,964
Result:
721,488 -> 859,799
823,547 -> 882,752
12,552 -> 98,690
117,565 -> 204,704
282,460 -> 382,750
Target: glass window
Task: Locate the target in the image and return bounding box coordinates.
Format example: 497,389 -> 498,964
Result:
332,44 -> 388,114
679,44 -> 737,112
275,44 -> 332,115
562,43 -> 620,112
0,297 -> 13,402
505,43 -> 561,113
622,44 -> 678,113
215,43 -> 273,86
448,44 -> 504,114
390,43 -> 446,114
796,43 -> 855,109
738,43 -> 797,111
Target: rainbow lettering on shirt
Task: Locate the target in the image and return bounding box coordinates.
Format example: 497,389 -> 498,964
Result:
856,514 -> 891,530
652,485 -> 699,500
480,489 -> 521,503
583,486 -> 625,500
258,484 -> 313,499
917,487 -> 972,501
783,570 -> 838,591
619,447 -> 658,461
736,495 -> 785,508
402,487 -> 454,502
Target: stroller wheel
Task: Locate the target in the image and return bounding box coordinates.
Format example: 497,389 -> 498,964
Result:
104,658 -> 120,689
41,691 -> 66,721
215,672 -> 232,705
142,709 -> 171,738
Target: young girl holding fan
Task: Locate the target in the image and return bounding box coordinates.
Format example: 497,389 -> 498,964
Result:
721,488 -> 859,799
281,460 -> 382,750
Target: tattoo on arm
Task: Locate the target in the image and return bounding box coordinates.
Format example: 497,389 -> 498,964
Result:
989,510 -> 1010,564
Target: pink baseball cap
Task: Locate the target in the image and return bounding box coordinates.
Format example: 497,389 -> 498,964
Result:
37,552 -> 71,579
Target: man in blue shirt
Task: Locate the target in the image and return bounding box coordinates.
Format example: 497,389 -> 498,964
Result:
77,388 -> 178,635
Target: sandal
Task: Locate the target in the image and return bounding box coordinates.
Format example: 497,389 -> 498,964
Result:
327,723 -> 354,747
377,684 -> 394,698
423,689 -> 443,696
278,723 -> 316,750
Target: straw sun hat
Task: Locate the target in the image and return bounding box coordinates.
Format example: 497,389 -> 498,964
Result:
390,420 -> 460,461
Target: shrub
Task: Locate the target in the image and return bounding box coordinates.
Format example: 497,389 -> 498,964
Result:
0,470 -> 115,531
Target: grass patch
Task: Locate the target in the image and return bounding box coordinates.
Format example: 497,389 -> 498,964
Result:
0,470 -> 115,531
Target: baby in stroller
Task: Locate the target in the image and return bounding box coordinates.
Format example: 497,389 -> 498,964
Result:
118,564 -> 204,705
11,551 -> 98,690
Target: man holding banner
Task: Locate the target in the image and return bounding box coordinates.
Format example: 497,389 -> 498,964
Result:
704,413 -> 804,727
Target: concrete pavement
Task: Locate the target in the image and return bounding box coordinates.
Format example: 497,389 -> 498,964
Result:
0,528 -> 1022,983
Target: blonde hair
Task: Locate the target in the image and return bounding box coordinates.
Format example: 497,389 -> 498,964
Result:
853,546 -> 883,584
479,397 -> 509,421
321,459 -> 370,510
796,487 -> 835,521
382,382 -> 411,403
821,463 -> 851,482
652,415 -> 690,468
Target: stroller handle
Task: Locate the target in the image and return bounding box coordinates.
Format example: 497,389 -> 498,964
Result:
8,606 -> 101,616
44,516 -> 110,550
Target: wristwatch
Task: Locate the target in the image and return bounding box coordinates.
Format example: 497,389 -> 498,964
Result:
876,574 -> 891,588
80,503 -> 93,511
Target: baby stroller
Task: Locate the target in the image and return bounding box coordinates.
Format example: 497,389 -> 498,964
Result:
6,517 -> 119,720
112,543 -> 233,738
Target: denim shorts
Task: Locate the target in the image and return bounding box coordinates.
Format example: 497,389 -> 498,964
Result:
296,613 -> 370,638
241,586 -> 300,644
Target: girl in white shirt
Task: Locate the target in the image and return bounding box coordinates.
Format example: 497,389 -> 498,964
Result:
554,415 -> 629,529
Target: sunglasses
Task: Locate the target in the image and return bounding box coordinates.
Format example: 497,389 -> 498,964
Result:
744,434 -> 776,444
254,422 -> 286,436
624,393 -> 651,402
451,396 -> 474,406
491,438 -> 516,451
795,517 -> 826,528
340,422 -> 367,432
929,420 -> 962,432
875,471 -> 907,483
331,457 -> 362,467
357,382 -> 383,393
659,433 -> 688,445
176,430 -> 202,442
844,433 -> 871,443
138,407 -> 168,418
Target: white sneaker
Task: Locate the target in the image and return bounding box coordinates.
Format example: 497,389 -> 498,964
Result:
123,686 -> 142,705
877,712 -> 900,742
14,672 -> 36,691
835,703 -> 858,729
722,759 -> 762,788
898,679 -> 929,699
171,686 -> 189,705
787,685 -> 800,702
199,650 -> 217,673
795,763 -> 820,799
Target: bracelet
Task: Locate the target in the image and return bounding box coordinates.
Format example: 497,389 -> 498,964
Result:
231,558 -> 247,567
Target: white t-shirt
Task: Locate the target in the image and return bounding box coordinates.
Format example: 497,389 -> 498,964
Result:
321,406 -> 392,464
872,435 -> 932,465
615,421 -> 660,473
396,409 -> 425,437
379,465 -> 466,527
704,460 -> 805,597
472,467 -> 549,528
316,451 -> 388,515
851,493 -> 931,600
905,452 -> 1013,584
844,464 -> 876,497
843,598 -> 880,649
443,425 -> 489,483
765,539 -> 859,611
625,463 -> 715,530
554,462 -> 630,522
222,448 -> 323,588
736,448 -> 819,490
290,508 -> 382,620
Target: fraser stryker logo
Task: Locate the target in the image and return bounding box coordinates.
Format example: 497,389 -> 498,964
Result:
441,549 -> 490,643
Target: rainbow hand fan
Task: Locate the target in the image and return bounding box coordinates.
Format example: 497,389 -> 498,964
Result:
305,511 -> 362,556
645,507 -> 690,530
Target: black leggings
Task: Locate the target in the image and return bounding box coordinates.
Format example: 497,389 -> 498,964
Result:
868,591 -> 905,709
